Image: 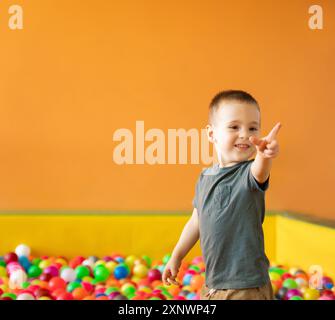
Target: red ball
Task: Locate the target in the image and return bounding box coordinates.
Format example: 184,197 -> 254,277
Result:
48,277 -> 67,291
35,288 -> 51,298
4,252 -> 18,264
39,273 -> 52,282
69,256 -> 85,269
148,269 -> 161,282
57,292 -> 73,300
282,273 -> 294,280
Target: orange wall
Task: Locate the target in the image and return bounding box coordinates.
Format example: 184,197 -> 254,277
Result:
0,0 -> 334,220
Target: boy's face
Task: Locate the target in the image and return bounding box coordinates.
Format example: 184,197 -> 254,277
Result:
207,101 -> 261,167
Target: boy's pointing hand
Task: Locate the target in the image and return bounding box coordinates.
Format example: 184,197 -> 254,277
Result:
249,122 -> 281,159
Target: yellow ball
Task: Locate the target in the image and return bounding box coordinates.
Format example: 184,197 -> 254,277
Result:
131,276 -> 142,283
269,272 -> 281,281
139,286 -> 152,293
0,266 -> 7,277
125,255 -> 138,269
55,258 -> 67,266
31,279 -> 41,286
182,285 -> 192,291
82,276 -> 93,283
105,261 -> 118,273
133,264 -> 148,278
39,296 -> 51,300
94,260 -> 106,267
303,288 -> 320,300
0,284 -> 8,292
39,260 -> 51,269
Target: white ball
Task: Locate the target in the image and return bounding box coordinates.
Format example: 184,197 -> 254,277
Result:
15,244 -> 31,257
60,268 -> 76,282
17,293 -> 35,300
9,269 -> 27,289
82,259 -> 95,269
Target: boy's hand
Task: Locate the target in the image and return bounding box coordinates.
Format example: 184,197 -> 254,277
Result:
249,122 -> 281,159
162,257 -> 181,286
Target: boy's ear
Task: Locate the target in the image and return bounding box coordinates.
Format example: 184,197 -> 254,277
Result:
206,124 -> 216,143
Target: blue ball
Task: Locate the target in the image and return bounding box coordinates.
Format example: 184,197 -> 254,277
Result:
182,274 -> 193,286
114,265 -> 129,279
18,256 -> 31,271
114,257 -> 124,263
186,292 -> 197,300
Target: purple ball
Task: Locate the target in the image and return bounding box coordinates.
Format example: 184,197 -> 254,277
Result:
43,266 -> 59,277
108,292 -> 121,300
286,289 -> 302,300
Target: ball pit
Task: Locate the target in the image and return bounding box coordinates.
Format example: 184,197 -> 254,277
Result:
0,244 -> 334,300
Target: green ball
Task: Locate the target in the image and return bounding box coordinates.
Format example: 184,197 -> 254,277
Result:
122,285 -> 136,296
149,297 -> 161,300
189,265 -> 200,272
0,260 -> 6,267
162,254 -> 171,265
269,267 -> 286,276
75,266 -> 90,279
283,278 -> 298,289
22,281 -> 30,289
290,296 -> 303,300
141,255 -> 152,267
67,281 -> 82,292
28,265 -> 42,278
127,293 -> 136,300
32,258 -> 42,266
2,293 -> 17,300
94,266 -> 110,282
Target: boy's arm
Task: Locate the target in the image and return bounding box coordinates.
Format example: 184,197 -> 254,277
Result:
171,207 -> 200,261
249,122 -> 282,183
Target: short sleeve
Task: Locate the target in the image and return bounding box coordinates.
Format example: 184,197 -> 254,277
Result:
192,174 -> 201,209
245,161 -> 270,192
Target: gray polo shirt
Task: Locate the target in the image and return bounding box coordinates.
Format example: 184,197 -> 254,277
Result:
192,159 -> 270,289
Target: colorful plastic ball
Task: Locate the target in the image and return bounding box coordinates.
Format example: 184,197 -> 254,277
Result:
57,292 -> 73,300
60,268 -> 76,282
114,265 -> 129,280
283,278 -> 298,290
72,287 -> 89,300
275,287 -> 288,300
44,266 -> 59,277
28,265 -> 42,278
48,277 -> 67,291
285,289 -> 302,300
75,266 -> 90,279
322,276 -> 334,289
67,281 -> 82,292
18,256 -> 31,271
9,269 -> 27,288
141,255 -> 152,267
0,266 -> 7,277
182,274 -> 192,286
269,271 -> 281,281
295,277 -> 308,288
162,254 -> 171,265
121,283 -> 136,296
303,288 -> 320,300
17,293 -> 35,300
289,296 -> 304,300
1,293 -> 16,300
319,295 -> 334,300
125,255 -> 137,269
133,264 -> 148,278
147,269 -> 161,282
94,265 -> 110,282
15,244 -> 31,257
190,274 -> 204,291
4,252 -> 18,264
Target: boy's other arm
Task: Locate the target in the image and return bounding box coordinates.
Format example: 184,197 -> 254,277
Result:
162,208 -> 200,285
171,207 -> 200,261
250,122 -> 282,183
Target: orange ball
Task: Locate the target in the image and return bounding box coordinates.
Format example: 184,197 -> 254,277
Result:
96,296 -> 108,300
190,275 -> 204,291
72,288 -> 89,300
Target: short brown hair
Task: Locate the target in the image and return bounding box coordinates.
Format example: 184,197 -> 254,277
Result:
209,90 -> 259,125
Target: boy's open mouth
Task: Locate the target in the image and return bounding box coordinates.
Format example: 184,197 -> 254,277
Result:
234,144 -> 250,150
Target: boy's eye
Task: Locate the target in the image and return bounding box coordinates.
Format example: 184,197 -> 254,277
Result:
250,127 -> 258,131
229,126 -> 238,130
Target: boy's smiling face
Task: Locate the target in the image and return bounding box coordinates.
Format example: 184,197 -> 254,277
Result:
207,100 -> 261,167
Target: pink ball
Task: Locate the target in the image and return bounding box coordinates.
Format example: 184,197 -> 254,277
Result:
286,289 -> 302,300
148,269 -> 161,282
44,266 -> 59,277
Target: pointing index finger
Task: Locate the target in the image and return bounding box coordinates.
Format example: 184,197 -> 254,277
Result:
267,122 -> 282,141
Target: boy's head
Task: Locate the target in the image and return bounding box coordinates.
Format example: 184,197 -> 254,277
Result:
206,90 -> 261,167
